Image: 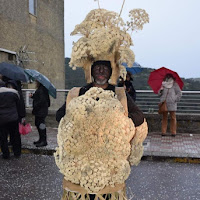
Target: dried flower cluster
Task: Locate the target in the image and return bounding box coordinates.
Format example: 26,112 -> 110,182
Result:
127,9 -> 149,31
55,87 -> 148,193
69,8 -> 149,79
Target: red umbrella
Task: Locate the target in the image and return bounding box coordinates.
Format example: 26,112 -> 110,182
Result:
148,67 -> 184,94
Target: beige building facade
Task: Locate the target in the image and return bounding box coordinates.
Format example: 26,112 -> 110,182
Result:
0,0 -> 65,109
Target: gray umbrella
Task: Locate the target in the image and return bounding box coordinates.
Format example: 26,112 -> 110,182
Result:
25,69 -> 57,99
0,62 -> 29,82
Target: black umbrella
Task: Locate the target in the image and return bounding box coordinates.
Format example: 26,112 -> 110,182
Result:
0,62 -> 29,82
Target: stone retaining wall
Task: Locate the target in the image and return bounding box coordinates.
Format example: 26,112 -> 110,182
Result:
26,109 -> 200,133
145,113 -> 200,134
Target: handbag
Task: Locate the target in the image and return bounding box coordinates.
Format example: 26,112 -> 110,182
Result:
19,120 -> 32,135
158,89 -> 169,114
158,100 -> 167,114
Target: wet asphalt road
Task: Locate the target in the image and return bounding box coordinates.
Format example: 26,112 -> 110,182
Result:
0,154 -> 200,200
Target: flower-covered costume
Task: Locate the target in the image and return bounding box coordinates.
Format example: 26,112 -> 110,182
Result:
55,87 -> 148,200
55,6 -> 149,200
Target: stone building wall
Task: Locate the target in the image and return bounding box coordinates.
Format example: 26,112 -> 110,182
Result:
0,0 -> 65,109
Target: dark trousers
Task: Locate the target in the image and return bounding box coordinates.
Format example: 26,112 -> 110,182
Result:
0,121 -> 21,157
35,116 -> 47,142
35,116 -> 46,128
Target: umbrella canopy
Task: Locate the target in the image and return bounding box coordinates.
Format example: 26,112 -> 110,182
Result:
148,67 -> 184,94
0,62 -> 29,82
25,69 -> 57,98
122,62 -> 143,75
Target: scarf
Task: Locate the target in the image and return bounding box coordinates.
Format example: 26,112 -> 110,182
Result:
162,78 -> 174,89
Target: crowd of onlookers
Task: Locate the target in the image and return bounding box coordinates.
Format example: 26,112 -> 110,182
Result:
0,64 -> 137,160
0,64 -> 139,160
0,68 -> 182,160
0,75 -> 50,159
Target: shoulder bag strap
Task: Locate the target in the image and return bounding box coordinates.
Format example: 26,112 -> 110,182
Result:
164,89 -> 169,101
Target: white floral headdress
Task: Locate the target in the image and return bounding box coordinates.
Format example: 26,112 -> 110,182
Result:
69,2 -> 149,85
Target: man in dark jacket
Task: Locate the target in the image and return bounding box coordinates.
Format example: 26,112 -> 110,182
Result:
31,81 -> 50,147
6,80 -> 26,121
0,80 -> 21,159
56,61 -> 144,127
5,80 -> 26,146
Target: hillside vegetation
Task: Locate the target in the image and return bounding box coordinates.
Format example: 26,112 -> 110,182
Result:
65,58 -> 199,91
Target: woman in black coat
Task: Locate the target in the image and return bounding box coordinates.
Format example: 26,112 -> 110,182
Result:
31,81 -> 50,147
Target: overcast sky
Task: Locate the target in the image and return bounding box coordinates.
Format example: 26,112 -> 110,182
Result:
64,0 -> 200,79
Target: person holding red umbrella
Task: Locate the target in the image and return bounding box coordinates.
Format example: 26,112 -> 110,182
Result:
148,67 -> 183,136
158,73 -> 182,136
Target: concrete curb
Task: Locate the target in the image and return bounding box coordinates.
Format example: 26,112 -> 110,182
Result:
19,148 -> 200,164
0,147 -> 56,156
21,148 -> 55,156
2,147 -> 200,164
142,155 -> 200,164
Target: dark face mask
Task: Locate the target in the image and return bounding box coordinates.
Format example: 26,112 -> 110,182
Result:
92,65 -> 111,85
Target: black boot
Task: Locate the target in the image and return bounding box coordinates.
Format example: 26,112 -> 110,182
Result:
33,130 -> 42,145
2,154 -> 10,159
33,139 -> 41,145
36,129 -> 47,147
35,141 -> 47,147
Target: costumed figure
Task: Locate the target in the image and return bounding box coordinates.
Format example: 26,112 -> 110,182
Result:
54,3 -> 149,200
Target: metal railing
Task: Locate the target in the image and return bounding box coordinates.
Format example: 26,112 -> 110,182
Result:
22,89 -> 200,114
135,90 -> 200,114
22,89 -> 70,107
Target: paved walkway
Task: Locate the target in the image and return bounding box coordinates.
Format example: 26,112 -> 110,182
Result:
143,133 -> 200,159
20,127 -> 200,161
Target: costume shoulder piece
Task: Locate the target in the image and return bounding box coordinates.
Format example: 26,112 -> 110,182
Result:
66,87 -> 81,107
